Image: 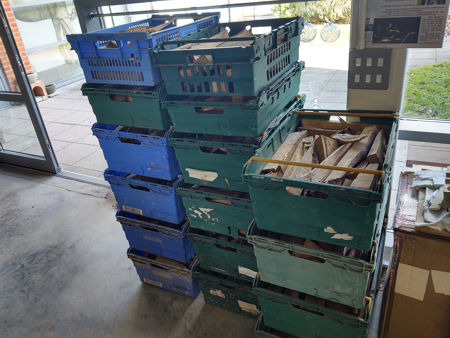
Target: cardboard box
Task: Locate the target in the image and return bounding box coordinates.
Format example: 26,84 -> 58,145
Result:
382,173 -> 450,338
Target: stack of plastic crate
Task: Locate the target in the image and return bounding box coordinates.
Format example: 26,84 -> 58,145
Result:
154,17 -> 305,316
67,14 -> 220,298
242,108 -> 398,336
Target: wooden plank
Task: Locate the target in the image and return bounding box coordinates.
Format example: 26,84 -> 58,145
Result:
262,131 -> 307,175
331,133 -> 367,143
325,125 -> 379,184
121,19 -> 175,33
299,127 -> 343,137
283,136 -> 316,178
176,30 -> 229,50
315,135 -> 339,162
343,178 -> 353,186
298,143 -> 352,183
350,163 -> 380,190
218,29 -> 254,47
367,129 -> 386,164
347,159 -> 368,179
301,119 -> 391,134
285,144 -> 318,195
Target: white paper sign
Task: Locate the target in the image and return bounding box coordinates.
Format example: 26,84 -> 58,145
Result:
365,0 -> 449,48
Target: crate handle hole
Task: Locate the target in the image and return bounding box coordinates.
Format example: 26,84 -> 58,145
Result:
205,197 -> 231,205
214,244 -> 237,252
288,250 -> 325,264
109,94 -> 133,103
150,263 -> 169,271
291,304 -> 324,316
118,137 -> 141,145
174,285 -> 187,291
199,146 -> 227,155
194,107 -> 224,115
128,184 -> 150,192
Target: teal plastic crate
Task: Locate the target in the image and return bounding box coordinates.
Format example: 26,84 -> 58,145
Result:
243,110 -> 398,250
196,267 -> 260,318
248,215 -> 385,309
177,183 -> 253,238
253,231 -> 385,338
154,17 -> 303,96
170,98 -> 304,192
82,84 -> 170,130
188,228 -> 258,282
162,62 -> 303,137
255,315 -> 296,338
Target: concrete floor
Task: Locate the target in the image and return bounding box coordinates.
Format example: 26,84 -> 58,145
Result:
0,164 -> 255,338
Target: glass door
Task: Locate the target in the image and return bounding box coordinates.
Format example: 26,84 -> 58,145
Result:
0,3 -> 58,173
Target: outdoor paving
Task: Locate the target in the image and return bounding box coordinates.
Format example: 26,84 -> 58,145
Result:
36,82 -> 105,178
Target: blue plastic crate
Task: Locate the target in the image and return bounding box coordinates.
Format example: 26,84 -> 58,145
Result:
67,13 -> 219,86
127,248 -> 200,298
104,169 -> 186,223
93,123 -> 181,180
116,210 -> 195,263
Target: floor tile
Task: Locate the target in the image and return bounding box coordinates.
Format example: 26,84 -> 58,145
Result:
49,139 -> 72,152
44,122 -> 73,138
54,142 -> 98,165
55,111 -> 93,125
52,125 -> 93,143
73,149 -> 107,172
77,133 -> 99,146
60,164 -> 104,178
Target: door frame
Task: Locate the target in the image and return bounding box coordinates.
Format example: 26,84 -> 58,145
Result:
0,2 -> 59,174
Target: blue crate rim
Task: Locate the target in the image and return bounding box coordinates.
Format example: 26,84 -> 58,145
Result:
127,247 -> 198,274
67,14 -> 220,42
104,169 -> 182,189
92,122 -> 173,142
116,210 -> 189,238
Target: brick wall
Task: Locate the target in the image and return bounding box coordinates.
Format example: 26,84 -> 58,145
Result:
0,0 -> 32,92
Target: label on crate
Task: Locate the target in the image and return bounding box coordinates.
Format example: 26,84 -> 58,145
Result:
123,205 -> 143,215
185,168 -> 218,182
238,266 -> 257,279
238,300 -> 260,315
144,278 -> 163,288
210,289 -> 226,299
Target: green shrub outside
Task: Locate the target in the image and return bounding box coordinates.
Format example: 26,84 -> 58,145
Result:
272,0 -> 352,24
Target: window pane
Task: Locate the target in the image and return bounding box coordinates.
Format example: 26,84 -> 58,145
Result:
0,101 -> 44,156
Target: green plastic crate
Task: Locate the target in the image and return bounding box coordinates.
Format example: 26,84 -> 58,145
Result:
178,183 -> 253,238
248,215 -> 385,309
170,98 -> 304,192
188,228 -> 258,282
154,17 -> 303,97
243,110 -> 398,250
162,62 -> 303,137
253,231 -> 385,338
255,315 -> 295,338
81,83 -> 171,129
195,267 -> 260,318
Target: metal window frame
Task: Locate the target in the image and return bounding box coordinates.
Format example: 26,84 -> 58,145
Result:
0,2 -> 59,174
